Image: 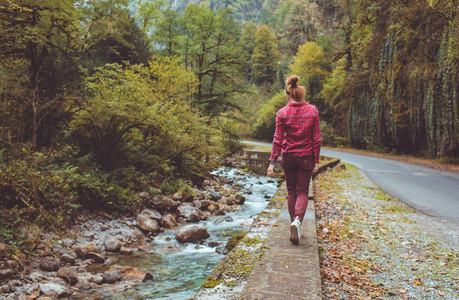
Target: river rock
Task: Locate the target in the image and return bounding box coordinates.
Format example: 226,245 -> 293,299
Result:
175,224 -> 210,243
195,191 -> 205,200
102,270 -> 122,283
86,244 -> 100,253
230,193 -> 246,205
211,209 -> 226,216
140,208 -> 162,221
29,271 -> 47,282
172,191 -> 194,203
4,259 -> 22,271
61,251 -> 77,264
138,244 -> 151,252
60,238 -> 74,248
181,191 -> 194,202
208,189 -> 222,201
138,191 -> 149,198
100,224 -> 110,231
200,211 -> 211,221
171,192 -> 182,201
104,235 -> 122,252
89,274 -> 104,285
57,267 -> 78,285
72,245 -> 88,259
176,205 -> 201,223
127,229 -> 147,246
149,195 -> 181,211
219,197 -> 234,206
216,203 -> 231,213
200,199 -> 211,208
117,266 -> 153,282
0,269 -> 14,280
161,214 -> 177,229
40,256 -> 60,271
0,243 -> 10,258
120,247 -> 133,255
74,278 -> 92,290
137,214 -> 160,233
0,284 -> 11,293
39,282 -> 71,297
87,252 -> 105,263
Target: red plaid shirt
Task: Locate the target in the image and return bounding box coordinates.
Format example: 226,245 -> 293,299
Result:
270,101 -> 322,163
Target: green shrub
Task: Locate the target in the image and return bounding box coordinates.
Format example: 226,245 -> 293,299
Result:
253,91 -> 287,140
320,121 -> 346,147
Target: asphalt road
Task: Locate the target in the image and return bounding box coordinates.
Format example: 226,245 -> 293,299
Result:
243,141 -> 459,225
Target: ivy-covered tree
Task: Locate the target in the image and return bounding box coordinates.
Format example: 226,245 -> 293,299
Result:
331,0 -> 458,156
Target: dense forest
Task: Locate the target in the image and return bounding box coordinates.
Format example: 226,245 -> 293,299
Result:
1,0 -> 458,250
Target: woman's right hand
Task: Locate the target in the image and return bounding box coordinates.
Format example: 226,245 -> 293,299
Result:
267,163 -> 276,178
312,163 -> 319,174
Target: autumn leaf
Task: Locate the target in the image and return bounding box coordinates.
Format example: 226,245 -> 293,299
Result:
413,278 -> 424,286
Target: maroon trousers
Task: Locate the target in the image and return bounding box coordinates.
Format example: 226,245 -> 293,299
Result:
281,154 -> 314,222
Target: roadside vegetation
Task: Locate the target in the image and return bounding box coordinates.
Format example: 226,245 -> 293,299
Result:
315,164 -> 459,299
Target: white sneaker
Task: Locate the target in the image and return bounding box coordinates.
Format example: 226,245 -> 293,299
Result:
290,217 -> 301,244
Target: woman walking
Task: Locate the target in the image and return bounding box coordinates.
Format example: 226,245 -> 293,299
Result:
267,75 -> 321,244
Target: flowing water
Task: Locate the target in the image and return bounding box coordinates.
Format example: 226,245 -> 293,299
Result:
94,167 -> 278,299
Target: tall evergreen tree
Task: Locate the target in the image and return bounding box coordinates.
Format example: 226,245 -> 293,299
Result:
239,22 -> 258,82
252,25 -> 280,86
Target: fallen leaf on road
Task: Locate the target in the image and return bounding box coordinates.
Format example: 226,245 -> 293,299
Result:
413,278 -> 423,286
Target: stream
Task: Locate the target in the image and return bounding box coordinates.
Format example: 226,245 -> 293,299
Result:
83,167 -> 278,299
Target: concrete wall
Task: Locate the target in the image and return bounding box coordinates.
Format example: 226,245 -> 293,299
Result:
239,149 -> 340,175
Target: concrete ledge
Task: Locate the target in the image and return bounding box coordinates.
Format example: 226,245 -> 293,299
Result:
239,199 -> 321,300
316,156 -> 340,176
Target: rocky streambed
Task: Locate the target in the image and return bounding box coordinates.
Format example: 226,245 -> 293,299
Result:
0,167 -> 278,299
